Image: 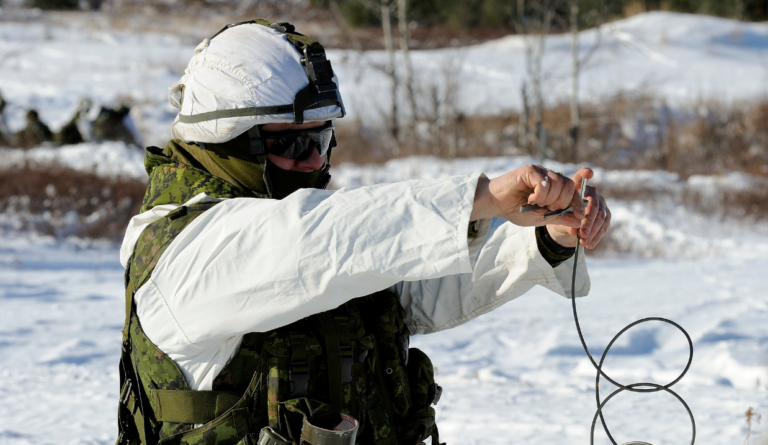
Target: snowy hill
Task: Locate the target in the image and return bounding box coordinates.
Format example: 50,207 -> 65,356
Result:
342,11 -> 768,118
1,12 -> 767,146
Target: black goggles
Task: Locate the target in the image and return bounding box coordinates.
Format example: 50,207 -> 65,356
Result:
261,121 -> 336,161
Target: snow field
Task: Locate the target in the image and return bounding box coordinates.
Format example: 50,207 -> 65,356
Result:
0,142 -> 146,179
0,235 -> 766,444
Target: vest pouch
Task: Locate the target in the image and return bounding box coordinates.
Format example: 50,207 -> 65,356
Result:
397,405 -> 437,445
398,348 -> 441,445
276,398 -> 358,445
263,330 -> 323,430
342,333 -> 374,421
366,293 -> 412,419
405,348 -> 440,409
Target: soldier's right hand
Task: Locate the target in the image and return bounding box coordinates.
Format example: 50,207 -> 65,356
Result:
470,164 -> 587,229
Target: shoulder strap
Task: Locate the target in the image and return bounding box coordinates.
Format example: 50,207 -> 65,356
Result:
122,202 -> 218,341
316,313 -> 343,412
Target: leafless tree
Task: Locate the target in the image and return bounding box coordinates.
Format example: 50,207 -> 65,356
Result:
735,0 -> 745,20
569,0 -> 604,162
398,0 -> 418,138
514,0 -> 604,161
357,0 -> 399,145
512,0 -> 562,157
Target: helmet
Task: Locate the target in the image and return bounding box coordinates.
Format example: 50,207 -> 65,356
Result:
165,20 -> 345,198
169,20 -> 345,144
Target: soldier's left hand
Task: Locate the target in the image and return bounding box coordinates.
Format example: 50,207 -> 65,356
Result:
545,167 -> 611,249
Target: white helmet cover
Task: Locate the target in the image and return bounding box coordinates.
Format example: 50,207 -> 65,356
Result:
169,23 -> 344,144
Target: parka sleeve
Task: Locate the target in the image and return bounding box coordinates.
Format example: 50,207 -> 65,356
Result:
392,217 -> 591,335
134,174 -> 482,349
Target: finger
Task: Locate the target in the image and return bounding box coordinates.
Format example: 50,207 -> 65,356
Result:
526,165 -> 552,206
571,167 -> 594,193
544,171 -> 565,209
566,186 -> 585,220
547,212 -> 582,229
551,174 -> 576,212
587,219 -> 608,249
586,203 -> 606,246
586,195 -> 609,246
569,167 -> 593,217
580,186 -> 600,239
588,196 -> 611,248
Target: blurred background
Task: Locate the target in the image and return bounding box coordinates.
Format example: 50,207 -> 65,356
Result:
0,1 -> 766,444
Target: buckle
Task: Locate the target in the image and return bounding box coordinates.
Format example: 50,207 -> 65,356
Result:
430,384 -> 443,405
269,22 -> 295,33
357,344 -> 370,363
119,380 -> 132,405
396,325 -> 410,365
301,47 -> 336,93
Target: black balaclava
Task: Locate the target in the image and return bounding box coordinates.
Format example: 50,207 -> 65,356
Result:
163,131 -> 326,199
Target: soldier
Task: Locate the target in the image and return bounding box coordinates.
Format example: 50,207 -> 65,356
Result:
55,98 -> 92,146
92,104 -> 137,144
116,20 -> 611,445
14,109 -> 53,149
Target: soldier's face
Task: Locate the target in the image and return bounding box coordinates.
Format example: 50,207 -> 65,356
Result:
263,121 -> 327,172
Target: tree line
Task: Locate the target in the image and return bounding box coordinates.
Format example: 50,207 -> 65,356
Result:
311,0 -> 768,28
19,0 -> 767,23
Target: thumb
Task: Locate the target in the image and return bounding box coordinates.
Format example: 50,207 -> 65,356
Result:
571,167 -> 594,195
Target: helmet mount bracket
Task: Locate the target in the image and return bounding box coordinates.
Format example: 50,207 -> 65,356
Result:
293,44 -> 345,124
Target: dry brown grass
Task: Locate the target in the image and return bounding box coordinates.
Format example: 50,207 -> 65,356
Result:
0,162 -> 146,241
3,93 -> 767,243
588,172 -> 768,257
39,3 -> 513,51
335,93 -> 768,180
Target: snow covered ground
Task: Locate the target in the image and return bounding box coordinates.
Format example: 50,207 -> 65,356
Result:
0,221 -> 766,444
0,142 -> 146,178
1,146 -> 767,444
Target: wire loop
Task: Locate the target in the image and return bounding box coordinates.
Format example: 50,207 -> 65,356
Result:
571,239 -> 696,445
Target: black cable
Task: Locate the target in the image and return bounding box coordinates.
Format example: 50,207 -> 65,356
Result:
570,236 -> 697,445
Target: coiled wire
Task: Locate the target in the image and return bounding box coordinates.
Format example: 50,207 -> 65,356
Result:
570,236 -> 696,444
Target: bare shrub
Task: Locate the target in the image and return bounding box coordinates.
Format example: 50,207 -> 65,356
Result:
0,163 -> 146,241
336,93 -> 768,184
745,407 -> 762,445
598,174 -> 768,221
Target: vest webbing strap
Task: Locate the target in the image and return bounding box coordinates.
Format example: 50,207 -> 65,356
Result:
150,389 -> 241,424
317,313 -> 343,412
122,281 -> 135,342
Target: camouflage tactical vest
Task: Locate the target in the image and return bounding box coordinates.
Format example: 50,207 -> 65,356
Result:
116,146 -> 443,445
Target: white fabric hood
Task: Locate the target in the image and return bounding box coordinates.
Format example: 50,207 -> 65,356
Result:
169,23 -> 344,143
